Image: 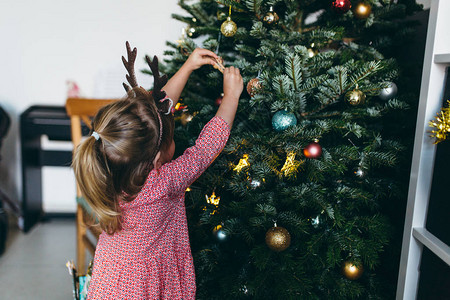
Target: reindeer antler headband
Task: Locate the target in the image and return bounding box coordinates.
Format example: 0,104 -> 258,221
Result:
122,41 -> 172,148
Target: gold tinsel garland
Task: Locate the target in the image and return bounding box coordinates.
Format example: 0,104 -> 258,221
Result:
429,100 -> 450,144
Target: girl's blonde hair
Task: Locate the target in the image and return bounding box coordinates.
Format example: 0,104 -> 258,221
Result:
73,93 -> 174,234
72,42 -> 174,234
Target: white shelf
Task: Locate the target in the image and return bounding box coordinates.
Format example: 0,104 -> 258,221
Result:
396,0 -> 450,299
434,53 -> 450,64
412,227 -> 450,265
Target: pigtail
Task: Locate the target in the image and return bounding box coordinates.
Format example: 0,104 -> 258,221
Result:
72,136 -> 121,234
72,42 -> 178,235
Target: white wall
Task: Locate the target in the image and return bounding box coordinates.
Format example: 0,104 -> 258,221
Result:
0,0 -> 185,212
0,0 -> 432,214
418,0 -> 431,9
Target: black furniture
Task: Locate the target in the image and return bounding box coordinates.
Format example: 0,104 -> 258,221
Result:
20,105 -> 88,232
0,105 -> 12,254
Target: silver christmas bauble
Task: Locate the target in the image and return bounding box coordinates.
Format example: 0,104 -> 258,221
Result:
213,225 -> 227,241
379,82 -> 398,101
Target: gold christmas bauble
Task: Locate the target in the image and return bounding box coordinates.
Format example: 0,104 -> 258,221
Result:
246,78 -> 261,97
263,7 -> 279,25
265,226 -> 291,252
354,3 -> 372,19
345,89 -> 366,105
180,111 -> 194,125
342,261 -> 364,280
221,16 -> 237,37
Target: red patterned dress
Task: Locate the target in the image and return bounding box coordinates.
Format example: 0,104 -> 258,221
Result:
87,116 -> 230,299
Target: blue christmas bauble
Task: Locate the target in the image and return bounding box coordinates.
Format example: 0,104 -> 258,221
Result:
272,110 -> 297,132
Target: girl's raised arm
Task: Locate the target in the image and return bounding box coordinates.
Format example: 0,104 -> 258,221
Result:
162,48 -> 219,105
161,66 -> 243,194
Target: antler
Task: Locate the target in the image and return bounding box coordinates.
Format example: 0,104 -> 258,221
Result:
145,55 -> 168,101
122,41 -> 139,93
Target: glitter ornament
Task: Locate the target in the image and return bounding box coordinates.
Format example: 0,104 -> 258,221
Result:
331,0 -> 352,14
280,151 -> 302,177
345,88 -> 366,105
221,16 -> 237,37
206,191 -> 220,206
379,82 -> 398,101
233,154 -> 250,173
272,110 -> 297,132
203,191 -> 220,215
265,225 -> 291,252
429,101 -> 450,144
354,2 -> 372,19
303,141 -> 322,159
263,6 -> 279,25
342,261 -> 364,280
246,78 -> 261,97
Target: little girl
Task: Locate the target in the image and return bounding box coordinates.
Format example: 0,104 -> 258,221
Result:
72,42 -> 243,299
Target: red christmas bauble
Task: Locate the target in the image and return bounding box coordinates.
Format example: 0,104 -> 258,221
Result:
303,141 -> 322,159
331,0 -> 352,14
215,93 -> 224,106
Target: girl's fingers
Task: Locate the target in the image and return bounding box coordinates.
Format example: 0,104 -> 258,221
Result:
223,66 -> 242,75
195,48 -> 219,59
205,58 -> 217,66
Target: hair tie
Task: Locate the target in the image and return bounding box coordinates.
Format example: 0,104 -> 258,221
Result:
160,96 -> 174,115
91,131 -> 100,141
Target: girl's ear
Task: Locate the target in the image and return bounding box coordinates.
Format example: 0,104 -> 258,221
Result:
153,151 -> 162,170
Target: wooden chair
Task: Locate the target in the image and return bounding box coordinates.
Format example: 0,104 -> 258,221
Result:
65,97 -> 118,271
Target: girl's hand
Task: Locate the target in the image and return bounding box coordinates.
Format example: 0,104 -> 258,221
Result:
162,48 -> 219,104
185,48 -> 219,71
215,66 -> 243,129
223,67 -> 243,101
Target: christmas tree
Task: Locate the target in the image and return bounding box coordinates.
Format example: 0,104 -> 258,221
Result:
147,0 -> 423,298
